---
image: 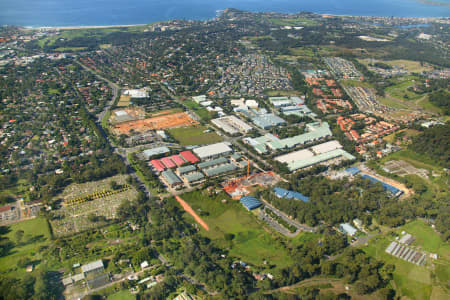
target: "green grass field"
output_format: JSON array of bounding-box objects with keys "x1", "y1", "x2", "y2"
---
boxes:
[
  {"x1": 289, "y1": 47, "x2": 315, "y2": 57},
  {"x1": 183, "y1": 100, "x2": 213, "y2": 121},
  {"x1": 176, "y1": 190, "x2": 293, "y2": 269},
  {"x1": 268, "y1": 17, "x2": 318, "y2": 26},
  {"x1": 37, "y1": 26, "x2": 150, "y2": 49},
  {"x1": 341, "y1": 80, "x2": 373, "y2": 88},
  {"x1": 0, "y1": 218, "x2": 51, "y2": 278},
  {"x1": 401, "y1": 220, "x2": 450, "y2": 257},
  {"x1": 54, "y1": 47, "x2": 88, "y2": 52},
  {"x1": 377, "y1": 96, "x2": 410, "y2": 109},
  {"x1": 385, "y1": 79, "x2": 422, "y2": 101},
  {"x1": 107, "y1": 290, "x2": 136, "y2": 300},
  {"x1": 363, "y1": 220, "x2": 450, "y2": 300},
  {"x1": 379, "y1": 149, "x2": 443, "y2": 173},
  {"x1": 167, "y1": 125, "x2": 223, "y2": 146}
]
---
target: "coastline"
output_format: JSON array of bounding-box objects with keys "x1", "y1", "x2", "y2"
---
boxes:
[
  {"x1": 17, "y1": 14, "x2": 449, "y2": 31},
  {"x1": 25, "y1": 24, "x2": 150, "y2": 31}
]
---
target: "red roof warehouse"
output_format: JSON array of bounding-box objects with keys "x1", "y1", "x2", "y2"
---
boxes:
[{"x1": 179, "y1": 151, "x2": 199, "y2": 163}]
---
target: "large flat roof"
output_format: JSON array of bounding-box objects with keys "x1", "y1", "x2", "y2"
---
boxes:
[
  {"x1": 311, "y1": 140, "x2": 342, "y2": 154},
  {"x1": 142, "y1": 146, "x2": 170, "y2": 159},
  {"x1": 246, "y1": 122, "x2": 332, "y2": 153},
  {"x1": 193, "y1": 142, "x2": 232, "y2": 159},
  {"x1": 252, "y1": 113, "x2": 286, "y2": 129},
  {"x1": 285, "y1": 149, "x2": 355, "y2": 171},
  {"x1": 203, "y1": 163, "x2": 237, "y2": 177},
  {"x1": 211, "y1": 115, "x2": 252, "y2": 134},
  {"x1": 275, "y1": 149, "x2": 314, "y2": 164}
]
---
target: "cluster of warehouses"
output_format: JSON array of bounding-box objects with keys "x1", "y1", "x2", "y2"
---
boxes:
[
  {"x1": 385, "y1": 239, "x2": 426, "y2": 265},
  {"x1": 269, "y1": 96, "x2": 317, "y2": 118},
  {"x1": 150, "y1": 143, "x2": 245, "y2": 188},
  {"x1": 240, "y1": 108, "x2": 287, "y2": 130},
  {"x1": 150, "y1": 150, "x2": 199, "y2": 172},
  {"x1": 244, "y1": 122, "x2": 332, "y2": 154}
]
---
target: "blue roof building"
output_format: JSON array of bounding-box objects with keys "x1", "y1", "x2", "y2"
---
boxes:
[
  {"x1": 361, "y1": 174, "x2": 403, "y2": 197},
  {"x1": 274, "y1": 187, "x2": 309, "y2": 202},
  {"x1": 240, "y1": 196, "x2": 262, "y2": 211},
  {"x1": 345, "y1": 167, "x2": 361, "y2": 176}
]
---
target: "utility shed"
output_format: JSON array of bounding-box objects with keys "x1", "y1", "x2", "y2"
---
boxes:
[
  {"x1": 240, "y1": 196, "x2": 262, "y2": 211},
  {"x1": 81, "y1": 260, "x2": 104, "y2": 276}
]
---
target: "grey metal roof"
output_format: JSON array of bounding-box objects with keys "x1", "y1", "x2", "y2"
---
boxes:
[
  {"x1": 142, "y1": 146, "x2": 170, "y2": 159},
  {"x1": 204, "y1": 163, "x2": 237, "y2": 177},
  {"x1": 198, "y1": 157, "x2": 228, "y2": 169},
  {"x1": 81, "y1": 260, "x2": 104, "y2": 273},
  {"x1": 162, "y1": 170, "x2": 182, "y2": 185},
  {"x1": 177, "y1": 165, "x2": 196, "y2": 175},
  {"x1": 184, "y1": 172, "x2": 205, "y2": 183},
  {"x1": 231, "y1": 153, "x2": 242, "y2": 160}
]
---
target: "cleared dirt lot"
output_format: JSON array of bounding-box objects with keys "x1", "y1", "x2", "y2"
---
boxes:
[{"x1": 112, "y1": 112, "x2": 198, "y2": 135}]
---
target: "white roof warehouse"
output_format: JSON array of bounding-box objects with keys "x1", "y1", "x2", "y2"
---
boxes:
[{"x1": 193, "y1": 142, "x2": 233, "y2": 160}]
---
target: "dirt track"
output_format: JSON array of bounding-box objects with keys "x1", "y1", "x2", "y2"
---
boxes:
[{"x1": 175, "y1": 195, "x2": 209, "y2": 231}]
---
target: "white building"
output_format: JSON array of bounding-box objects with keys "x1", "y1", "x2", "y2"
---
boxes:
[
  {"x1": 193, "y1": 142, "x2": 233, "y2": 160},
  {"x1": 211, "y1": 115, "x2": 253, "y2": 135},
  {"x1": 123, "y1": 89, "x2": 148, "y2": 98}
]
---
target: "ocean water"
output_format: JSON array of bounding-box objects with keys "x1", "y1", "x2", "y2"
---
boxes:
[{"x1": 0, "y1": 0, "x2": 449, "y2": 27}]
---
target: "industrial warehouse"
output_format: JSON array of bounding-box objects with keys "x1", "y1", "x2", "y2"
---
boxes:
[
  {"x1": 211, "y1": 115, "x2": 253, "y2": 135},
  {"x1": 275, "y1": 140, "x2": 355, "y2": 171},
  {"x1": 150, "y1": 143, "x2": 248, "y2": 189},
  {"x1": 244, "y1": 122, "x2": 332, "y2": 154}
]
